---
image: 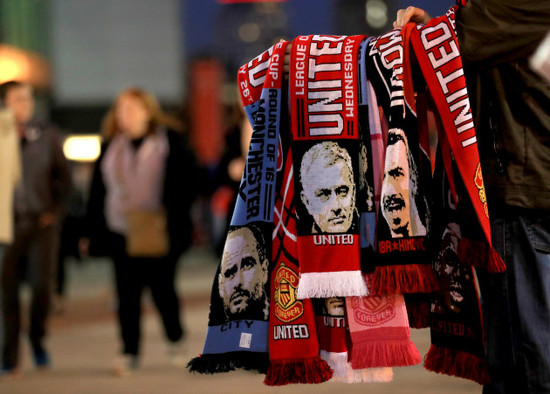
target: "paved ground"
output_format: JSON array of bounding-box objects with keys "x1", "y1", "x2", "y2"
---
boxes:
[{"x1": 1, "y1": 247, "x2": 482, "y2": 393}]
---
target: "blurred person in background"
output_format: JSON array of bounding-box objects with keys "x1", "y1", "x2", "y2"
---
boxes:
[
  {"x1": 53, "y1": 176, "x2": 87, "y2": 315},
  {"x1": 0, "y1": 108, "x2": 21, "y2": 371},
  {"x1": 213, "y1": 104, "x2": 252, "y2": 256},
  {"x1": 83, "y1": 87, "x2": 197, "y2": 376},
  {"x1": 0, "y1": 81, "x2": 71, "y2": 378}
]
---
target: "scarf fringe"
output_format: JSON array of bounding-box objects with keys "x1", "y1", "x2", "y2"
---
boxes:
[
  {"x1": 371, "y1": 264, "x2": 439, "y2": 295},
  {"x1": 350, "y1": 340, "x2": 422, "y2": 369},
  {"x1": 424, "y1": 344, "x2": 491, "y2": 385},
  {"x1": 458, "y1": 237, "x2": 506, "y2": 273},
  {"x1": 187, "y1": 352, "x2": 269, "y2": 375},
  {"x1": 405, "y1": 296, "x2": 431, "y2": 329},
  {"x1": 297, "y1": 271, "x2": 368, "y2": 299},
  {"x1": 320, "y1": 351, "x2": 393, "y2": 383},
  {"x1": 263, "y1": 356, "x2": 333, "y2": 386}
]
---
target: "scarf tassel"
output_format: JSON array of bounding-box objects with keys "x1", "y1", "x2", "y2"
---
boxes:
[
  {"x1": 297, "y1": 271, "x2": 369, "y2": 299},
  {"x1": 458, "y1": 237, "x2": 506, "y2": 273},
  {"x1": 320, "y1": 351, "x2": 394, "y2": 383},
  {"x1": 371, "y1": 264, "x2": 439, "y2": 295},
  {"x1": 350, "y1": 340, "x2": 422, "y2": 369},
  {"x1": 264, "y1": 356, "x2": 333, "y2": 386},
  {"x1": 424, "y1": 344, "x2": 491, "y2": 385},
  {"x1": 187, "y1": 352, "x2": 269, "y2": 375}
]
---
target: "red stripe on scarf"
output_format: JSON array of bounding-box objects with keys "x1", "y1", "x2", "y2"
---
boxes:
[{"x1": 409, "y1": 6, "x2": 505, "y2": 272}]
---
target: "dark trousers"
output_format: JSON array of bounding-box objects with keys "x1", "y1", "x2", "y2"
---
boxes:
[
  {"x1": 480, "y1": 207, "x2": 550, "y2": 394},
  {"x1": 110, "y1": 233, "x2": 184, "y2": 356},
  {"x1": 1, "y1": 215, "x2": 59, "y2": 368}
]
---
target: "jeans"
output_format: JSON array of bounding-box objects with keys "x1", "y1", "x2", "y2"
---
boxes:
[
  {"x1": 479, "y1": 207, "x2": 550, "y2": 394},
  {"x1": 1, "y1": 215, "x2": 59, "y2": 369}
]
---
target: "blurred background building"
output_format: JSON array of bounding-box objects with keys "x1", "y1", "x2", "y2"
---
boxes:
[{"x1": 0, "y1": 0, "x2": 450, "y2": 247}]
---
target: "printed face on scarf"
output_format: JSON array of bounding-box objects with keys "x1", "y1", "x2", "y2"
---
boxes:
[
  {"x1": 219, "y1": 226, "x2": 268, "y2": 319},
  {"x1": 381, "y1": 128, "x2": 412, "y2": 237},
  {"x1": 324, "y1": 297, "x2": 345, "y2": 317},
  {"x1": 300, "y1": 142, "x2": 356, "y2": 233}
]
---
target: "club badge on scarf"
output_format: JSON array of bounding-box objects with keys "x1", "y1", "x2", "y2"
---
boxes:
[
  {"x1": 364, "y1": 27, "x2": 438, "y2": 295},
  {"x1": 289, "y1": 34, "x2": 368, "y2": 299},
  {"x1": 409, "y1": 6, "x2": 505, "y2": 273},
  {"x1": 315, "y1": 297, "x2": 393, "y2": 383},
  {"x1": 188, "y1": 42, "x2": 287, "y2": 375},
  {"x1": 346, "y1": 274, "x2": 422, "y2": 369}
]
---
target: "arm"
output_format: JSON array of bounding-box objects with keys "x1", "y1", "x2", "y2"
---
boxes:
[
  {"x1": 47, "y1": 128, "x2": 72, "y2": 226},
  {"x1": 457, "y1": 0, "x2": 550, "y2": 66},
  {"x1": 394, "y1": 1, "x2": 550, "y2": 66},
  {"x1": 164, "y1": 131, "x2": 199, "y2": 257}
]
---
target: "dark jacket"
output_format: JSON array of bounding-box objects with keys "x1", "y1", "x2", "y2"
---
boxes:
[
  {"x1": 457, "y1": 0, "x2": 550, "y2": 210},
  {"x1": 16, "y1": 121, "x2": 71, "y2": 217},
  {"x1": 86, "y1": 129, "x2": 197, "y2": 259}
]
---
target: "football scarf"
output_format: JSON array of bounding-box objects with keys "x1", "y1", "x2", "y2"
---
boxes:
[
  {"x1": 265, "y1": 115, "x2": 333, "y2": 386},
  {"x1": 357, "y1": 37, "x2": 378, "y2": 274},
  {"x1": 424, "y1": 151, "x2": 490, "y2": 385},
  {"x1": 346, "y1": 274, "x2": 422, "y2": 369},
  {"x1": 187, "y1": 42, "x2": 287, "y2": 374},
  {"x1": 409, "y1": 6, "x2": 505, "y2": 273},
  {"x1": 289, "y1": 35, "x2": 369, "y2": 299},
  {"x1": 364, "y1": 26, "x2": 439, "y2": 295},
  {"x1": 315, "y1": 297, "x2": 393, "y2": 383}
]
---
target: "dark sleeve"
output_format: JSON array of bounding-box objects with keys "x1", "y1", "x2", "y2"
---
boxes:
[
  {"x1": 457, "y1": 0, "x2": 550, "y2": 66},
  {"x1": 83, "y1": 143, "x2": 109, "y2": 254},
  {"x1": 217, "y1": 125, "x2": 244, "y2": 189},
  {"x1": 164, "y1": 131, "x2": 199, "y2": 257},
  {"x1": 50, "y1": 128, "x2": 73, "y2": 217}
]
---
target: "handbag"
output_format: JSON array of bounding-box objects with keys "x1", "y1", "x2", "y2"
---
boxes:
[{"x1": 126, "y1": 209, "x2": 170, "y2": 257}]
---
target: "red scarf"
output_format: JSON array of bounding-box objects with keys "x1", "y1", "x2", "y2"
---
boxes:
[
  {"x1": 315, "y1": 297, "x2": 393, "y2": 383},
  {"x1": 346, "y1": 274, "x2": 422, "y2": 369},
  {"x1": 409, "y1": 6, "x2": 505, "y2": 273},
  {"x1": 289, "y1": 35, "x2": 369, "y2": 299},
  {"x1": 265, "y1": 141, "x2": 333, "y2": 385}
]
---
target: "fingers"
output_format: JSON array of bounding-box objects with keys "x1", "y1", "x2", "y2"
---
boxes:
[{"x1": 393, "y1": 6, "x2": 431, "y2": 28}]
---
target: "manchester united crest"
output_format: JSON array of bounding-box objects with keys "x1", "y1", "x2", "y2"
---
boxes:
[
  {"x1": 474, "y1": 163, "x2": 488, "y2": 218},
  {"x1": 350, "y1": 295, "x2": 395, "y2": 327},
  {"x1": 274, "y1": 263, "x2": 303, "y2": 323}
]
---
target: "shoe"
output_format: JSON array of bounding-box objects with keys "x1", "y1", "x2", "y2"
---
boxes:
[
  {"x1": 1, "y1": 365, "x2": 22, "y2": 380},
  {"x1": 112, "y1": 354, "x2": 139, "y2": 377},
  {"x1": 167, "y1": 341, "x2": 187, "y2": 367},
  {"x1": 32, "y1": 344, "x2": 51, "y2": 369}
]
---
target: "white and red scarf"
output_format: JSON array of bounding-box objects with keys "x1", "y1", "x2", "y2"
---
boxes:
[
  {"x1": 409, "y1": 5, "x2": 505, "y2": 273},
  {"x1": 289, "y1": 34, "x2": 369, "y2": 299}
]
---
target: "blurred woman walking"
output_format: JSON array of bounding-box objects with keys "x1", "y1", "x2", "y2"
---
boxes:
[{"x1": 84, "y1": 87, "x2": 197, "y2": 376}]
